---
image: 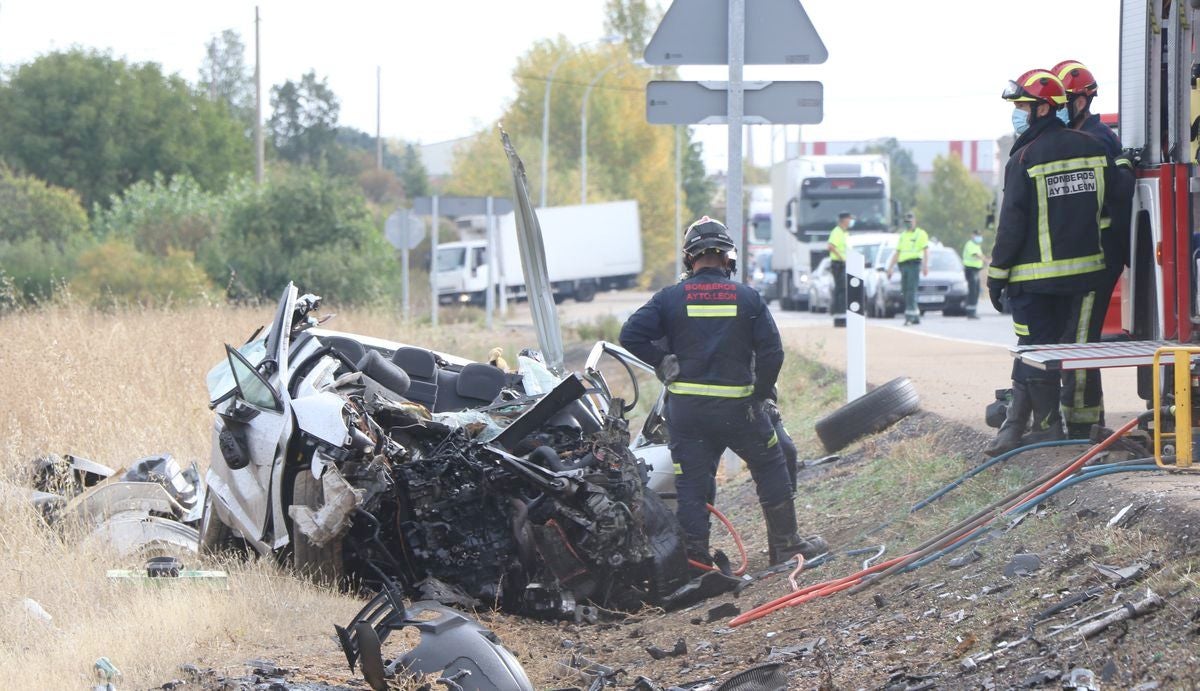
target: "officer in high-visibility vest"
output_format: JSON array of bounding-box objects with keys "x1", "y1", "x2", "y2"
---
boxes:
[
  {"x1": 961, "y1": 231, "x2": 987, "y2": 320},
  {"x1": 984, "y1": 69, "x2": 1131, "y2": 457},
  {"x1": 887, "y1": 212, "x2": 929, "y2": 325},
  {"x1": 827, "y1": 212, "x2": 851, "y2": 327},
  {"x1": 619, "y1": 217, "x2": 827, "y2": 567},
  {"x1": 1051, "y1": 60, "x2": 1136, "y2": 438}
]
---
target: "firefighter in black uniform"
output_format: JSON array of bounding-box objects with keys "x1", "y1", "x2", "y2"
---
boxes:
[
  {"x1": 1051, "y1": 60, "x2": 1135, "y2": 438},
  {"x1": 620, "y1": 217, "x2": 827, "y2": 565},
  {"x1": 985, "y1": 69, "x2": 1133, "y2": 457}
]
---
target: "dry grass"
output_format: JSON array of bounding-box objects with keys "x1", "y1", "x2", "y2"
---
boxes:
[{"x1": 0, "y1": 302, "x2": 541, "y2": 688}]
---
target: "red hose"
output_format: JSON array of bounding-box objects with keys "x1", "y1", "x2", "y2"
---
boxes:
[
  {"x1": 787, "y1": 554, "x2": 805, "y2": 590},
  {"x1": 727, "y1": 417, "x2": 1139, "y2": 628},
  {"x1": 686, "y1": 504, "x2": 749, "y2": 577}
]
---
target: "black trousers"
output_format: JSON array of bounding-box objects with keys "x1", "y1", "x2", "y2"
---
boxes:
[
  {"x1": 1060, "y1": 270, "x2": 1119, "y2": 428},
  {"x1": 830, "y1": 260, "x2": 846, "y2": 315},
  {"x1": 964, "y1": 267, "x2": 980, "y2": 315},
  {"x1": 1008, "y1": 291, "x2": 1095, "y2": 390}
]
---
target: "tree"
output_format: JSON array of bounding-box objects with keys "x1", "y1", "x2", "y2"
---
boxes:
[
  {"x1": 0, "y1": 166, "x2": 90, "y2": 302},
  {"x1": 682, "y1": 130, "x2": 714, "y2": 221},
  {"x1": 199, "y1": 29, "x2": 255, "y2": 129},
  {"x1": 605, "y1": 0, "x2": 661, "y2": 54},
  {"x1": 0, "y1": 49, "x2": 252, "y2": 209},
  {"x1": 400, "y1": 143, "x2": 430, "y2": 199},
  {"x1": 268, "y1": 71, "x2": 340, "y2": 166},
  {"x1": 848, "y1": 137, "x2": 918, "y2": 215},
  {"x1": 914, "y1": 154, "x2": 992, "y2": 251},
  {"x1": 445, "y1": 39, "x2": 711, "y2": 287}
]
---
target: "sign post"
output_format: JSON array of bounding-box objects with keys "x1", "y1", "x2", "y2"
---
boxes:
[
  {"x1": 846, "y1": 248, "x2": 867, "y2": 401},
  {"x1": 644, "y1": 0, "x2": 827, "y2": 282},
  {"x1": 430, "y1": 195, "x2": 439, "y2": 327}
]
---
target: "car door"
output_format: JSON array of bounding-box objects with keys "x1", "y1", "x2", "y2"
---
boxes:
[{"x1": 207, "y1": 284, "x2": 297, "y2": 548}]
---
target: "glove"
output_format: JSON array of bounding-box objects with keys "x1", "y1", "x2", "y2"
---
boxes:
[
  {"x1": 761, "y1": 397, "x2": 781, "y2": 422},
  {"x1": 987, "y1": 277, "x2": 1006, "y2": 313},
  {"x1": 655, "y1": 354, "x2": 680, "y2": 384}
]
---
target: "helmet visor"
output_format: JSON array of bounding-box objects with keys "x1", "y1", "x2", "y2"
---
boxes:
[{"x1": 1001, "y1": 80, "x2": 1024, "y2": 101}]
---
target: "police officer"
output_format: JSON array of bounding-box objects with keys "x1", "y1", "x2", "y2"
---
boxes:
[
  {"x1": 984, "y1": 69, "x2": 1131, "y2": 456},
  {"x1": 962, "y1": 230, "x2": 986, "y2": 320},
  {"x1": 827, "y1": 212, "x2": 851, "y2": 327},
  {"x1": 620, "y1": 217, "x2": 827, "y2": 566},
  {"x1": 887, "y1": 212, "x2": 930, "y2": 325},
  {"x1": 1051, "y1": 60, "x2": 1135, "y2": 438}
]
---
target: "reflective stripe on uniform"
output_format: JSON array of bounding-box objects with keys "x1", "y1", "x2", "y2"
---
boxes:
[
  {"x1": 1071, "y1": 292, "x2": 1096, "y2": 416},
  {"x1": 1027, "y1": 156, "x2": 1108, "y2": 265},
  {"x1": 1063, "y1": 404, "x2": 1103, "y2": 424},
  {"x1": 767, "y1": 431, "x2": 779, "y2": 448},
  {"x1": 673, "y1": 462, "x2": 682, "y2": 474},
  {"x1": 687, "y1": 304, "x2": 737, "y2": 317},
  {"x1": 667, "y1": 381, "x2": 755, "y2": 398},
  {"x1": 988, "y1": 266, "x2": 1010, "y2": 280},
  {"x1": 1014, "y1": 322, "x2": 1030, "y2": 336},
  {"x1": 1025, "y1": 156, "x2": 1108, "y2": 177},
  {"x1": 1008, "y1": 253, "x2": 1106, "y2": 282}
]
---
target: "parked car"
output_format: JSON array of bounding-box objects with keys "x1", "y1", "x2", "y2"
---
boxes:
[
  {"x1": 874, "y1": 245, "x2": 970, "y2": 317},
  {"x1": 807, "y1": 232, "x2": 895, "y2": 314},
  {"x1": 748, "y1": 249, "x2": 779, "y2": 304}
]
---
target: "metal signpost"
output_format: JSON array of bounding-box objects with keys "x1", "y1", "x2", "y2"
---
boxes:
[
  {"x1": 644, "y1": 0, "x2": 827, "y2": 282},
  {"x1": 384, "y1": 209, "x2": 425, "y2": 322},
  {"x1": 412, "y1": 195, "x2": 515, "y2": 327},
  {"x1": 846, "y1": 249, "x2": 867, "y2": 401}
]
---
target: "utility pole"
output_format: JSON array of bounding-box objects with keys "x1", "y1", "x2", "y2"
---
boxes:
[
  {"x1": 254, "y1": 6, "x2": 264, "y2": 184},
  {"x1": 675, "y1": 125, "x2": 683, "y2": 279},
  {"x1": 376, "y1": 66, "x2": 383, "y2": 170}
]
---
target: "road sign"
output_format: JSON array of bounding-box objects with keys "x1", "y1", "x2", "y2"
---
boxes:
[
  {"x1": 412, "y1": 195, "x2": 513, "y2": 217},
  {"x1": 644, "y1": 0, "x2": 828, "y2": 66},
  {"x1": 384, "y1": 210, "x2": 425, "y2": 250},
  {"x1": 646, "y1": 80, "x2": 823, "y2": 125}
]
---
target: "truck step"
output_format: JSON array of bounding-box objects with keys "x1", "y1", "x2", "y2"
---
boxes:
[{"x1": 1012, "y1": 340, "x2": 1177, "y2": 371}]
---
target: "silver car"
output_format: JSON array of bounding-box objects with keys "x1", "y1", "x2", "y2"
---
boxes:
[{"x1": 874, "y1": 245, "x2": 971, "y2": 317}]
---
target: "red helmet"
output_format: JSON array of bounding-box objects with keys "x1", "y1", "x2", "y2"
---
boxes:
[
  {"x1": 1052, "y1": 60, "x2": 1098, "y2": 97},
  {"x1": 1002, "y1": 69, "x2": 1067, "y2": 107}
]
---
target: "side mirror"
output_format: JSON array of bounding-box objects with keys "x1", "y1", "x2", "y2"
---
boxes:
[{"x1": 785, "y1": 198, "x2": 796, "y2": 231}]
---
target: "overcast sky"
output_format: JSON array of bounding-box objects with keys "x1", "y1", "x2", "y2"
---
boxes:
[{"x1": 0, "y1": 0, "x2": 1121, "y2": 171}]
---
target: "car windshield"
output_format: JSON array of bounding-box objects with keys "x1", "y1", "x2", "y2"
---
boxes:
[
  {"x1": 436, "y1": 247, "x2": 466, "y2": 272},
  {"x1": 206, "y1": 336, "x2": 267, "y2": 404},
  {"x1": 929, "y1": 250, "x2": 961, "y2": 272},
  {"x1": 797, "y1": 197, "x2": 888, "y2": 231},
  {"x1": 854, "y1": 243, "x2": 882, "y2": 268}
]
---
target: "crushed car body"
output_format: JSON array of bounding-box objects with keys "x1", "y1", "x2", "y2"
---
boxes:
[{"x1": 201, "y1": 283, "x2": 714, "y2": 619}]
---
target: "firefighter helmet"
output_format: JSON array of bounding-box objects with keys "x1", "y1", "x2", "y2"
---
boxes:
[
  {"x1": 1052, "y1": 60, "x2": 1098, "y2": 97},
  {"x1": 683, "y1": 216, "x2": 735, "y2": 256},
  {"x1": 1001, "y1": 69, "x2": 1067, "y2": 107}
]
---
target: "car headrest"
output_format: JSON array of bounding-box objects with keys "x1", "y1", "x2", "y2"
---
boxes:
[
  {"x1": 357, "y1": 349, "x2": 411, "y2": 397},
  {"x1": 392, "y1": 346, "x2": 437, "y2": 379},
  {"x1": 320, "y1": 335, "x2": 367, "y2": 366},
  {"x1": 456, "y1": 362, "x2": 506, "y2": 403}
]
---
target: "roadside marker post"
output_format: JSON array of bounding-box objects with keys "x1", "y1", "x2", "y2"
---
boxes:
[{"x1": 846, "y1": 248, "x2": 867, "y2": 401}]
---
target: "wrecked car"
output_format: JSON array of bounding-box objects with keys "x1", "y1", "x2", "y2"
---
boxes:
[{"x1": 201, "y1": 283, "x2": 706, "y2": 619}]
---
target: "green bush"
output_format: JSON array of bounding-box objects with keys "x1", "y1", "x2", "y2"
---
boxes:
[
  {"x1": 92, "y1": 173, "x2": 251, "y2": 256},
  {"x1": 72, "y1": 240, "x2": 215, "y2": 307},
  {"x1": 0, "y1": 167, "x2": 90, "y2": 302},
  {"x1": 214, "y1": 170, "x2": 398, "y2": 304}
]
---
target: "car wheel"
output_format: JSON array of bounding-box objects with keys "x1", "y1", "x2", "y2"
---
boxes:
[
  {"x1": 198, "y1": 493, "x2": 244, "y2": 557},
  {"x1": 814, "y1": 377, "x2": 921, "y2": 452},
  {"x1": 291, "y1": 470, "x2": 345, "y2": 585}
]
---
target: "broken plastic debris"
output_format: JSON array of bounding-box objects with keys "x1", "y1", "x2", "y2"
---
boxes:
[
  {"x1": 646, "y1": 638, "x2": 687, "y2": 660},
  {"x1": 1003, "y1": 553, "x2": 1042, "y2": 578}
]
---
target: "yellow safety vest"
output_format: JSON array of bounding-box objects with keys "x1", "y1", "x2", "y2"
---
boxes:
[
  {"x1": 962, "y1": 239, "x2": 984, "y2": 269},
  {"x1": 896, "y1": 227, "x2": 929, "y2": 263},
  {"x1": 827, "y1": 225, "x2": 848, "y2": 262}
]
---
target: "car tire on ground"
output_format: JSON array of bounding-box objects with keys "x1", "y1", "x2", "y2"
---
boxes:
[
  {"x1": 291, "y1": 469, "x2": 345, "y2": 584},
  {"x1": 198, "y1": 493, "x2": 234, "y2": 555},
  {"x1": 814, "y1": 377, "x2": 920, "y2": 452}
]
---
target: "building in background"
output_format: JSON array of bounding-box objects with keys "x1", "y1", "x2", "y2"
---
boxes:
[{"x1": 795, "y1": 139, "x2": 998, "y2": 188}]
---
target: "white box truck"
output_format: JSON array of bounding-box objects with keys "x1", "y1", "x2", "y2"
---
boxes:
[
  {"x1": 769, "y1": 155, "x2": 894, "y2": 310},
  {"x1": 436, "y1": 200, "x2": 643, "y2": 304}
]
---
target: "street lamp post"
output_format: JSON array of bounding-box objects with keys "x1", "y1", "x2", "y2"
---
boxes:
[
  {"x1": 540, "y1": 35, "x2": 620, "y2": 208},
  {"x1": 580, "y1": 61, "x2": 622, "y2": 205}
]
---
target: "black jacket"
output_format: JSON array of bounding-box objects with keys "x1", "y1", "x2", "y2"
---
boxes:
[
  {"x1": 1079, "y1": 113, "x2": 1134, "y2": 271},
  {"x1": 619, "y1": 267, "x2": 783, "y2": 400},
  {"x1": 990, "y1": 116, "x2": 1129, "y2": 295}
]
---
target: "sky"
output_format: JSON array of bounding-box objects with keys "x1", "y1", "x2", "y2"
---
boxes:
[{"x1": 0, "y1": 0, "x2": 1122, "y2": 172}]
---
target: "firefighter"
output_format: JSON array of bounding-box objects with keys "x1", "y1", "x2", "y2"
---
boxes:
[
  {"x1": 619, "y1": 217, "x2": 827, "y2": 566},
  {"x1": 827, "y1": 212, "x2": 851, "y2": 326},
  {"x1": 887, "y1": 212, "x2": 930, "y2": 325},
  {"x1": 1051, "y1": 60, "x2": 1136, "y2": 438},
  {"x1": 984, "y1": 69, "x2": 1129, "y2": 457}
]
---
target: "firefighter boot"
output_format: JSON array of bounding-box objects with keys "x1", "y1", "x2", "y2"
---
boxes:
[
  {"x1": 1021, "y1": 379, "x2": 1065, "y2": 444},
  {"x1": 685, "y1": 535, "x2": 713, "y2": 569},
  {"x1": 762, "y1": 499, "x2": 828, "y2": 565},
  {"x1": 983, "y1": 381, "x2": 1032, "y2": 457}
]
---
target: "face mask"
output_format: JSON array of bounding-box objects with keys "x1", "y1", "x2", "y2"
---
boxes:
[
  {"x1": 1012, "y1": 107, "x2": 1030, "y2": 135},
  {"x1": 1056, "y1": 108, "x2": 1070, "y2": 126},
  {"x1": 848, "y1": 219, "x2": 856, "y2": 229},
  {"x1": 973, "y1": 234, "x2": 983, "y2": 244}
]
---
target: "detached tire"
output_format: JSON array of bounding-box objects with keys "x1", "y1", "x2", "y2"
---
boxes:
[
  {"x1": 814, "y1": 377, "x2": 920, "y2": 452},
  {"x1": 291, "y1": 470, "x2": 345, "y2": 585}
]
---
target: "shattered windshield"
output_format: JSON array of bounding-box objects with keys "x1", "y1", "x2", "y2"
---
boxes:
[{"x1": 206, "y1": 337, "x2": 267, "y2": 404}]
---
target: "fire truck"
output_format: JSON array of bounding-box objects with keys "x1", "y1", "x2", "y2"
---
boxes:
[{"x1": 1015, "y1": 0, "x2": 1200, "y2": 469}]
